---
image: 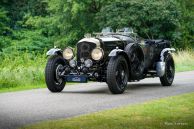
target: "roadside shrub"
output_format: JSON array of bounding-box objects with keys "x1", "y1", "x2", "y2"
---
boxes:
[
  {"x1": 173, "y1": 50, "x2": 194, "y2": 72},
  {"x1": 0, "y1": 51, "x2": 46, "y2": 89}
]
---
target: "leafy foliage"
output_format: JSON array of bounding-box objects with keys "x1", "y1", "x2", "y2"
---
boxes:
[
  {"x1": 175, "y1": 0, "x2": 194, "y2": 48},
  {"x1": 0, "y1": 7, "x2": 12, "y2": 52},
  {"x1": 0, "y1": 0, "x2": 193, "y2": 51},
  {"x1": 96, "y1": 0, "x2": 181, "y2": 41}
]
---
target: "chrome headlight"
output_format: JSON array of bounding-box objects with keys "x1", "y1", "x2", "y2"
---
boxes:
[
  {"x1": 63, "y1": 47, "x2": 74, "y2": 60},
  {"x1": 91, "y1": 48, "x2": 104, "y2": 61}
]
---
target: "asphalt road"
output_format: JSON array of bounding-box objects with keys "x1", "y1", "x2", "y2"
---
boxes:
[{"x1": 0, "y1": 71, "x2": 194, "y2": 129}]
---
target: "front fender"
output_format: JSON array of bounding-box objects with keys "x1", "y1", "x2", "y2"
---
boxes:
[
  {"x1": 109, "y1": 49, "x2": 130, "y2": 64},
  {"x1": 108, "y1": 49, "x2": 124, "y2": 57},
  {"x1": 46, "y1": 48, "x2": 62, "y2": 56},
  {"x1": 108, "y1": 49, "x2": 130, "y2": 74}
]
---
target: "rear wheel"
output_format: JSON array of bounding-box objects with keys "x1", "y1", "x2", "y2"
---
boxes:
[
  {"x1": 107, "y1": 55, "x2": 129, "y2": 94},
  {"x1": 160, "y1": 53, "x2": 175, "y2": 86},
  {"x1": 45, "y1": 55, "x2": 66, "y2": 92}
]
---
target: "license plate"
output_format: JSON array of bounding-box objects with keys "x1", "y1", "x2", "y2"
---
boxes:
[{"x1": 66, "y1": 75, "x2": 87, "y2": 83}]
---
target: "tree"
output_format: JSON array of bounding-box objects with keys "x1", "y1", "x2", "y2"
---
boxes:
[
  {"x1": 175, "y1": 0, "x2": 194, "y2": 48},
  {"x1": 0, "y1": 0, "x2": 193, "y2": 52},
  {"x1": 96, "y1": 0, "x2": 181, "y2": 41},
  {"x1": 0, "y1": 7, "x2": 12, "y2": 52}
]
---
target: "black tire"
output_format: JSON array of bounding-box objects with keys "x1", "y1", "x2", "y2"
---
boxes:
[
  {"x1": 124, "y1": 44, "x2": 144, "y2": 80},
  {"x1": 160, "y1": 53, "x2": 175, "y2": 86},
  {"x1": 45, "y1": 55, "x2": 66, "y2": 92},
  {"x1": 107, "y1": 55, "x2": 129, "y2": 94}
]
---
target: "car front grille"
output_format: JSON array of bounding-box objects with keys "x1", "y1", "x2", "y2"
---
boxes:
[{"x1": 77, "y1": 42, "x2": 97, "y2": 60}]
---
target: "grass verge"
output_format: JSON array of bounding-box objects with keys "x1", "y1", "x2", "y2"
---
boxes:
[
  {"x1": 0, "y1": 84, "x2": 46, "y2": 93},
  {"x1": 173, "y1": 50, "x2": 194, "y2": 72},
  {"x1": 0, "y1": 52, "x2": 46, "y2": 90},
  {"x1": 0, "y1": 83, "x2": 77, "y2": 93},
  {"x1": 22, "y1": 92, "x2": 194, "y2": 129}
]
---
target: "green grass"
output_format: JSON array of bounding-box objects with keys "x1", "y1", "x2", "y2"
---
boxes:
[
  {"x1": 0, "y1": 51, "x2": 46, "y2": 91},
  {"x1": 173, "y1": 50, "x2": 194, "y2": 72},
  {"x1": 0, "y1": 83, "x2": 46, "y2": 93},
  {"x1": 0, "y1": 82, "x2": 81, "y2": 93},
  {"x1": 21, "y1": 92, "x2": 194, "y2": 129}
]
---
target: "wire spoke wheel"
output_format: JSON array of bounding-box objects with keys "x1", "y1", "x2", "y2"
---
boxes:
[
  {"x1": 115, "y1": 63, "x2": 128, "y2": 89},
  {"x1": 55, "y1": 64, "x2": 64, "y2": 85}
]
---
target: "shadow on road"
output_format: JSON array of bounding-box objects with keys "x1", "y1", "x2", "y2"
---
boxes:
[
  {"x1": 61, "y1": 83, "x2": 163, "y2": 94},
  {"x1": 128, "y1": 83, "x2": 162, "y2": 89},
  {"x1": 62, "y1": 87, "x2": 109, "y2": 94}
]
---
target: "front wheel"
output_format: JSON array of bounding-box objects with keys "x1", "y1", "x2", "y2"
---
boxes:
[
  {"x1": 107, "y1": 55, "x2": 129, "y2": 94},
  {"x1": 160, "y1": 53, "x2": 175, "y2": 86},
  {"x1": 45, "y1": 55, "x2": 66, "y2": 92}
]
